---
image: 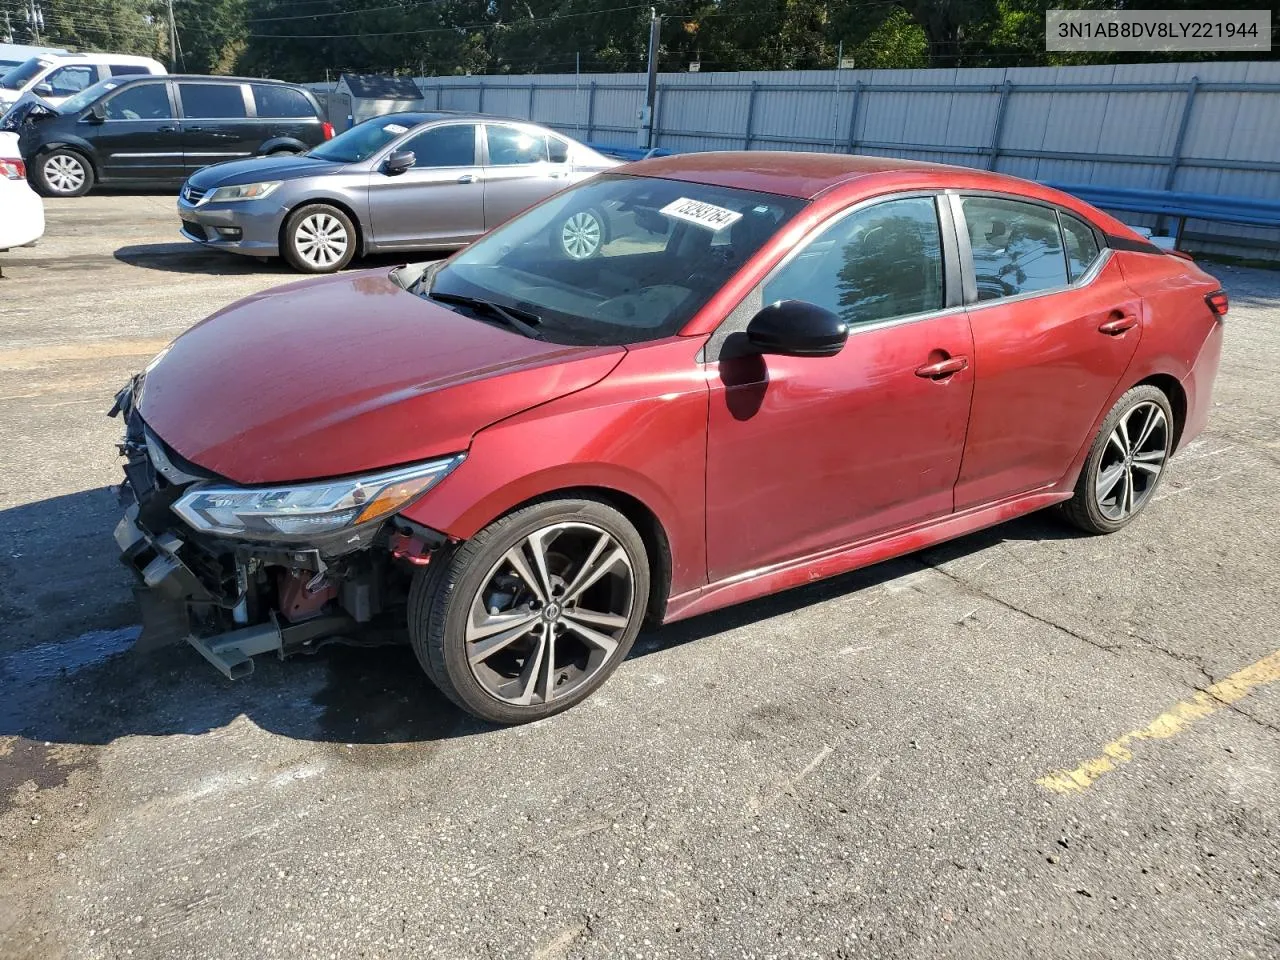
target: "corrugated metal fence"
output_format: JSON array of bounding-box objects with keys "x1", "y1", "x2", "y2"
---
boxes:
[{"x1": 314, "y1": 61, "x2": 1280, "y2": 257}]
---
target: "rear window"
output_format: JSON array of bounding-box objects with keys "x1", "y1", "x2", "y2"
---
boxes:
[
  {"x1": 178, "y1": 82, "x2": 246, "y2": 119},
  {"x1": 252, "y1": 84, "x2": 316, "y2": 119},
  {"x1": 108, "y1": 64, "x2": 151, "y2": 77}
]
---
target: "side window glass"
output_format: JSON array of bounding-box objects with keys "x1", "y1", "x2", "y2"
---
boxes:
[
  {"x1": 1060, "y1": 212, "x2": 1102, "y2": 282},
  {"x1": 104, "y1": 83, "x2": 172, "y2": 121},
  {"x1": 108, "y1": 64, "x2": 151, "y2": 77},
  {"x1": 399, "y1": 125, "x2": 476, "y2": 168},
  {"x1": 485, "y1": 125, "x2": 548, "y2": 165},
  {"x1": 252, "y1": 84, "x2": 316, "y2": 119},
  {"x1": 46, "y1": 65, "x2": 96, "y2": 97},
  {"x1": 961, "y1": 196, "x2": 1068, "y2": 301},
  {"x1": 178, "y1": 83, "x2": 247, "y2": 119},
  {"x1": 764, "y1": 196, "x2": 945, "y2": 327}
]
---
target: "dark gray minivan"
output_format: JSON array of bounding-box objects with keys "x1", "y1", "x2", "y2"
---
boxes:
[{"x1": 8, "y1": 74, "x2": 332, "y2": 197}]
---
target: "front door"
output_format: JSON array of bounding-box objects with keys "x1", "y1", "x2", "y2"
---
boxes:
[
  {"x1": 175, "y1": 81, "x2": 259, "y2": 173},
  {"x1": 950, "y1": 196, "x2": 1142, "y2": 509},
  {"x1": 90, "y1": 80, "x2": 183, "y2": 182},
  {"x1": 704, "y1": 195, "x2": 975, "y2": 582},
  {"x1": 366, "y1": 122, "x2": 484, "y2": 248},
  {"x1": 481, "y1": 123, "x2": 571, "y2": 229}
]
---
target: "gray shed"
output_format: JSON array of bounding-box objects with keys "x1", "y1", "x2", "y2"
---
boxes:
[{"x1": 332, "y1": 74, "x2": 426, "y2": 130}]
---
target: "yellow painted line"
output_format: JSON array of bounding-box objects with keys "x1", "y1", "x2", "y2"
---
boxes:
[{"x1": 1038, "y1": 648, "x2": 1280, "y2": 794}]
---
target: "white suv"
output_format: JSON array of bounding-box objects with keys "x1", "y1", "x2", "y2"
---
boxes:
[{"x1": 0, "y1": 53, "x2": 165, "y2": 114}]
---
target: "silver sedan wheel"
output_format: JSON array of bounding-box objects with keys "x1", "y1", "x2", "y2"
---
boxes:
[
  {"x1": 464, "y1": 521, "x2": 634, "y2": 706},
  {"x1": 1095, "y1": 400, "x2": 1169, "y2": 521},
  {"x1": 560, "y1": 211, "x2": 603, "y2": 260},
  {"x1": 293, "y1": 212, "x2": 349, "y2": 269},
  {"x1": 45, "y1": 154, "x2": 86, "y2": 193}
]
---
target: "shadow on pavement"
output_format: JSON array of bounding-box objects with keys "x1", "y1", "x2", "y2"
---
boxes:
[
  {"x1": 114, "y1": 242, "x2": 422, "y2": 276},
  {"x1": 0, "y1": 487, "x2": 1084, "y2": 754}
]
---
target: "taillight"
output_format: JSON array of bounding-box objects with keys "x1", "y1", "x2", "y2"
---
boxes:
[
  {"x1": 1205, "y1": 290, "x2": 1228, "y2": 319},
  {"x1": 322, "y1": 121, "x2": 334, "y2": 140},
  {"x1": 0, "y1": 157, "x2": 25, "y2": 180}
]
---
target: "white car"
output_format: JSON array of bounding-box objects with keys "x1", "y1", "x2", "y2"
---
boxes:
[
  {"x1": 0, "y1": 131, "x2": 44, "y2": 252},
  {"x1": 0, "y1": 52, "x2": 165, "y2": 115}
]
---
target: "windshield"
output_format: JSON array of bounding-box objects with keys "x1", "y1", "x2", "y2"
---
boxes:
[
  {"x1": 57, "y1": 78, "x2": 121, "y2": 114},
  {"x1": 308, "y1": 116, "x2": 416, "y2": 163},
  {"x1": 0, "y1": 57, "x2": 48, "y2": 91},
  {"x1": 427, "y1": 174, "x2": 806, "y2": 346}
]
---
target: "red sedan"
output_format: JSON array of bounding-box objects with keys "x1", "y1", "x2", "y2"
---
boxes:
[{"x1": 112, "y1": 152, "x2": 1226, "y2": 723}]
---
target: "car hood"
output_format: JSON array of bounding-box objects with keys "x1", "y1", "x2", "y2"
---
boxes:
[
  {"x1": 0, "y1": 95, "x2": 57, "y2": 132},
  {"x1": 138, "y1": 270, "x2": 625, "y2": 484},
  {"x1": 186, "y1": 153, "x2": 344, "y2": 189}
]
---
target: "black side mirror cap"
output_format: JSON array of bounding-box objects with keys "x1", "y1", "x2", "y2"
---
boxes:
[
  {"x1": 86, "y1": 104, "x2": 106, "y2": 123},
  {"x1": 746, "y1": 300, "x2": 848, "y2": 358},
  {"x1": 385, "y1": 150, "x2": 415, "y2": 175}
]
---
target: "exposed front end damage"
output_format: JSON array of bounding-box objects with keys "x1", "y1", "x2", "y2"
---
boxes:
[{"x1": 109, "y1": 374, "x2": 450, "y2": 679}]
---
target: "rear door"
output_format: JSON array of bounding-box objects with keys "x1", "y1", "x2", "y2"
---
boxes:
[
  {"x1": 366, "y1": 122, "x2": 484, "y2": 248},
  {"x1": 481, "y1": 123, "x2": 571, "y2": 228},
  {"x1": 175, "y1": 81, "x2": 259, "y2": 172},
  {"x1": 951, "y1": 194, "x2": 1141, "y2": 509},
  {"x1": 89, "y1": 80, "x2": 183, "y2": 182}
]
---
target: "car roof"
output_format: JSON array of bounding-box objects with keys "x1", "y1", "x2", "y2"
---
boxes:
[
  {"x1": 45, "y1": 52, "x2": 161, "y2": 64},
  {"x1": 619, "y1": 151, "x2": 1047, "y2": 201}
]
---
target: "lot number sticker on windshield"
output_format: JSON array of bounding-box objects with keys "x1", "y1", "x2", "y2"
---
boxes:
[
  {"x1": 660, "y1": 198, "x2": 743, "y2": 232},
  {"x1": 383, "y1": 123, "x2": 409, "y2": 134}
]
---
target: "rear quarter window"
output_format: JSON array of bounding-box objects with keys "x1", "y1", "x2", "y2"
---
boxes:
[
  {"x1": 1060, "y1": 212, "x2": 1103, "y2": 281},
  {"x1": 252, "y1": 84, "x2": 317, "y2": 119}
]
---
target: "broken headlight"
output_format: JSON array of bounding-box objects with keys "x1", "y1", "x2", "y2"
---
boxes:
[{"x1": 171, "y1": 455, "x2": 463, "y2": 540}]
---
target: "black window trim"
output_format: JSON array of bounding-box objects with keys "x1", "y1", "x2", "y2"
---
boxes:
[
  {"x1": 707, "y1": 189, "x2": 964, "y2": 361},
  {"x1": 948, "y1": 189, "x2": 1114, "y2": 311},
  {"x1": 371, "y1": 119, "x2": 481, "y2": 169}
]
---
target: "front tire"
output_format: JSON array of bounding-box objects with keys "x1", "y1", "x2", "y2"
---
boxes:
[
  {"x1": 282, "y1": 203, "x2": 356, "y2": 273},
  {"x1": 1061, "y1": 385, "x2": 1174, "y2": 534},
  {"x1": 408, "y1": 498, "x2": 650, "y2": 724},
  {"x1": 34, "y1": 148, "x2": 93, "y2": 197}
]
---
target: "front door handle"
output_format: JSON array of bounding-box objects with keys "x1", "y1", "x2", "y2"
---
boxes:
[
  {"x1": 1099, "y1": 312, "x2": 1139, "y2": 335},
  {"x1": 915, "y1": 356, "x2": 969, "y2": 379},
  {"x1": 156, "y1": 124, "x2": 177, "y2": 133},
  {"x1": 186, "y1": 125, "x2": 203, "y2": 132},
  {"x1": 457, "y1": 174, "x2": 477, "y2": 184}
]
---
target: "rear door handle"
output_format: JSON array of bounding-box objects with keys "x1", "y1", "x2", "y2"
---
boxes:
[
  {"x1": 457, "y1": 174, "x2": 477, "y2": 184},
  {"x1": 915, "y1": 356, "x2": 969, "y2": 379},
  {"x1": 186, "y1": 125, "x2": 203, "y2": 132},
  {"x1": 1099, "y1": 312, "x2": 1139, "y2": 335},
  {"x1": 156, "y1": 124, "x2": 177, "y2": 133}
]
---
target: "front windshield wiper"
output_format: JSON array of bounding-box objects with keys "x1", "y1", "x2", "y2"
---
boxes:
[{"x1": 429, "y1": 291, "x2": 546, "y2": 341}]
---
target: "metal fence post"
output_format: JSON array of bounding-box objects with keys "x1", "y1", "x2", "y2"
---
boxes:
[
  {"x1": 845, "y1": 81, "x2": 862, "y2": 154},
  {"x1": 528, "y1": 84, "x2": 536, "y2": 119},
  {"x1": 743, "y1": 81, "x2": 759, "y2": 150},
  {"x1": 477, "y1": 80, "x2": 485, "y2": 114},
  {"x1": 1164, "y1": 76, "x2": 1200, "y2": 191},
  {"x1": 986, "y1": 80, "x2": 1012, "y2": 170},
  {"x1": 586, "y1": 81, "x2": 597, "y2": 141},
  {"x1": 653, "y1": 84, "x2": 665, "y2": 147}
]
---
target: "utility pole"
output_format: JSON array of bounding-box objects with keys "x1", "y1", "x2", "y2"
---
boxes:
[
  {"x1": 167, "y1": 0, "x2": 177, "y2": 72},
  {"x1": 29, "y1": 0, "x2": 39, "y2": 44},
  {"x1": 641, "y1": 7, "x2": 660, "y2": 149}
]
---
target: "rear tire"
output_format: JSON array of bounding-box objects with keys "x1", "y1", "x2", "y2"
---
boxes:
[
  {"x1": 1061, "y1": 384, "x2": 1174, "y2": 534},
  {"x1": 33, "y1": 148, "x2": 93, "y2": 198},
  {"x1": 282, "y1": 203, "x2": 356, "y2": 273},
  {"x1": 408, "y1": 498, "x2": 650, "y2": 724}
]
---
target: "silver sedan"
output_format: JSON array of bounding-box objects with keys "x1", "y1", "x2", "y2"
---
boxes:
[{"x1": 176, "y1": 112, "x2": 620, "y2": 272}]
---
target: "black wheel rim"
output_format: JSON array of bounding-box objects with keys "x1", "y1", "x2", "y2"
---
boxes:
[{"x1": 1095, "y1": 400, "x2": 1169, "y2": 521}]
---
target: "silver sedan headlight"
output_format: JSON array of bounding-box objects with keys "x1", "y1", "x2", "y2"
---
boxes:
[
  {"x1": 171, "y1": 456, "x2": 463, "y2": 539},
  {"x1": 204, "y1": 181, "x2": 283, "y2": 204}
]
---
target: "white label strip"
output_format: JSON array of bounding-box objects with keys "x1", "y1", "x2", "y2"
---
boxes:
[{"x1": 660, "y1": 197, "x2": 743, "y2": 232}]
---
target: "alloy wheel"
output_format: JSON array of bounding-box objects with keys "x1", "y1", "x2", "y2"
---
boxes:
[
  {"x1": 294, "y1": 213, "x2": 349, "y2": 269},
  {"x1": 464, "y1": 521, "x2": 634, "y2": 706},
  {"x1": 560, "y1": 211, "x2": 602, "y2": 260},
  {"x1": 1095, "y1": 400, "x2": 1169, "y2": 522},
  {"x1": 45, "y1": 154, "x2": 86, "y2": 193}
]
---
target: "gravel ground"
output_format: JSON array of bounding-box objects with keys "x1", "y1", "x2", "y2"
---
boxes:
[{"x1": 0, "y1": 195, "x2": 1277, "y2": 960}]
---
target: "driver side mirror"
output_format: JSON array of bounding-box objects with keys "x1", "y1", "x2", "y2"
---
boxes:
[
  {"x1": 86, "y1": 103, "x2": 106, "y2": 123},
  {"x1": 384, "y1": 150, "x2": 415, "y2": 176},
  {"x1": 746, "y1": 300, "x2": 848, "y2": 358},
  {"x1": 33, "y1": 82, "x2": 54, "y2": 98}
]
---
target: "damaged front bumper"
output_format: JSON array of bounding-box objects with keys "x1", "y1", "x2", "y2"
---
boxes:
[{"x1": 109, "y1": 376, "x2": 447, "y2": 679}]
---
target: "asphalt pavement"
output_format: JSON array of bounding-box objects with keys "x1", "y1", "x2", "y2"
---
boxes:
[{"x1": 0, "y1": 195, "x2": 1277, "y2": 960}]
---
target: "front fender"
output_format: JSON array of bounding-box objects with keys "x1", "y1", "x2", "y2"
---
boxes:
[
  {"x1": 33, "y1": 136, "x2": 99, "y2": 172},
  {"x1": 399, "y1": 337, "x2": 711, "y2": 601}
]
